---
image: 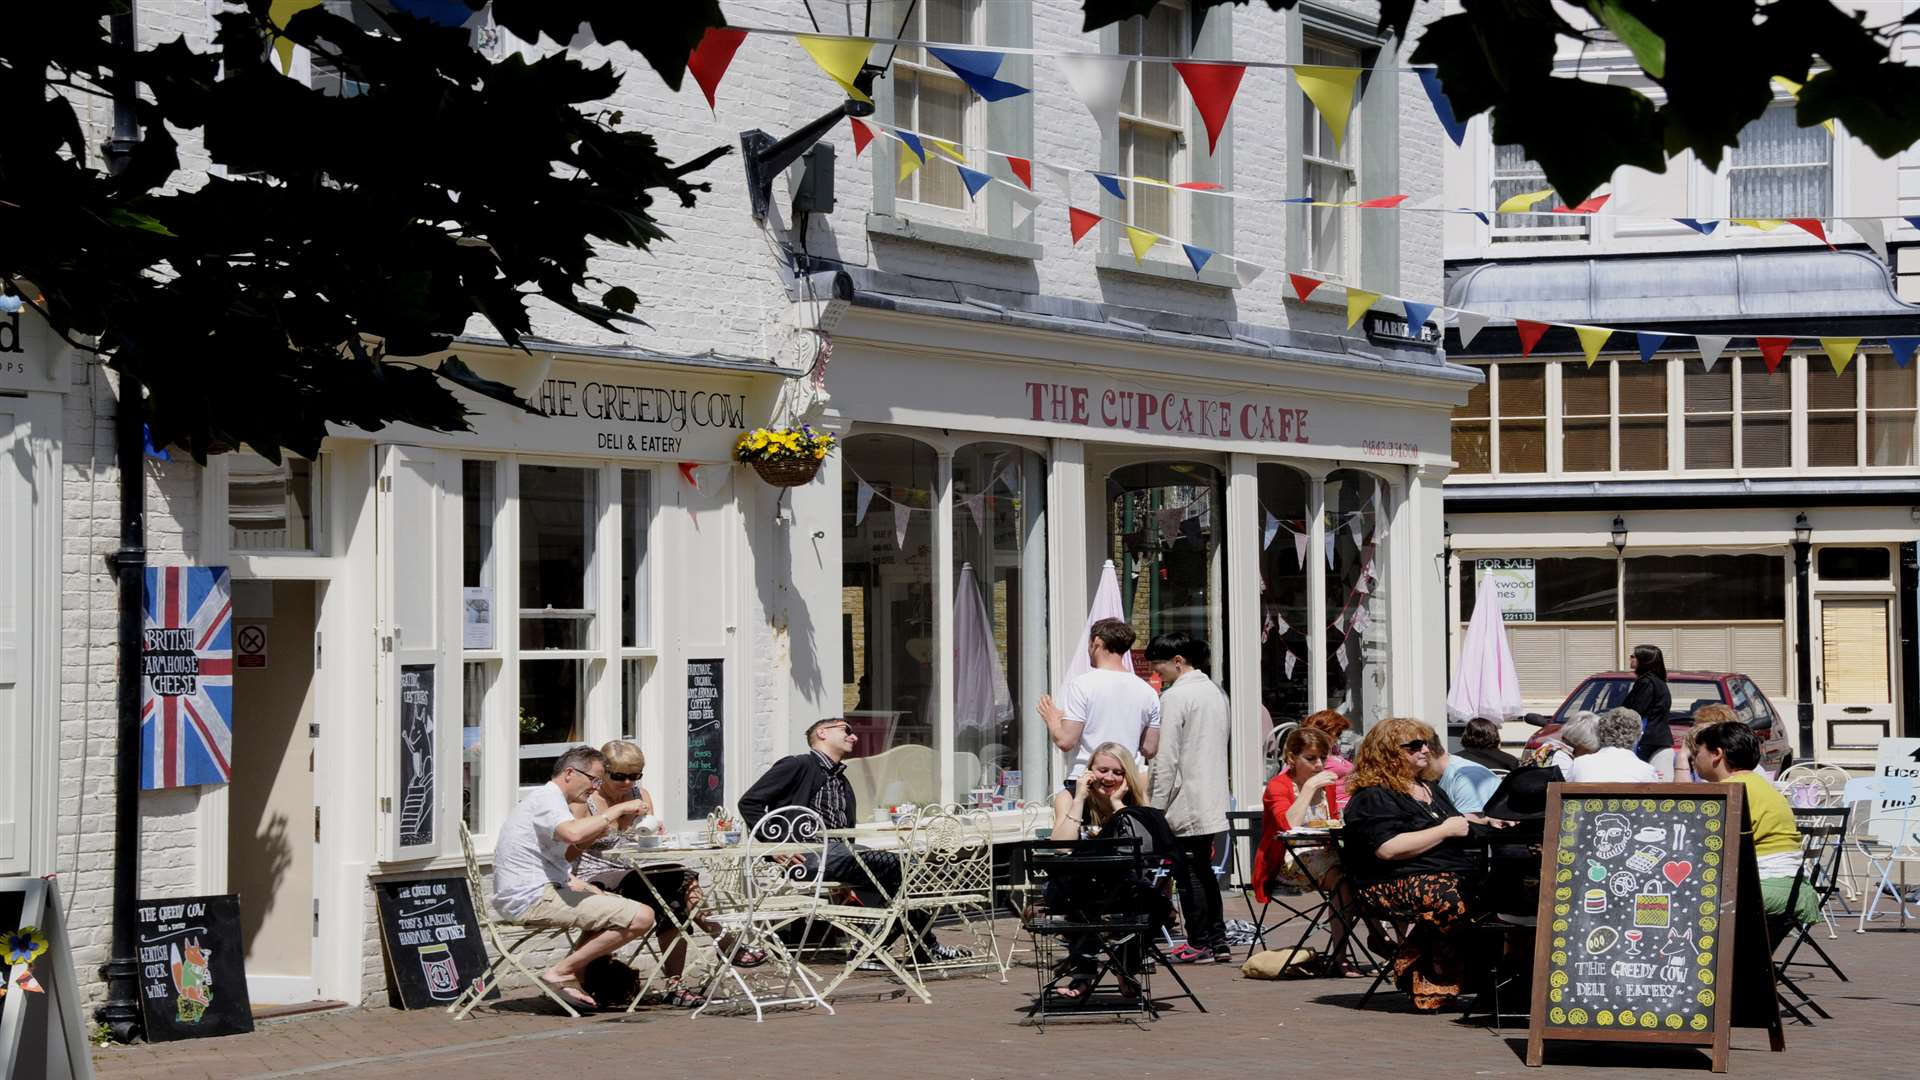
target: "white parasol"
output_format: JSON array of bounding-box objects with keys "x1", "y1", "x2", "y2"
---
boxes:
[
  {"x1": 954, "y1": 562, "x2": 1013, "y2": 738},
  {"x1": 1446, "y1": 568, "x2": 1525, "y2": 724},
  {"x1": 1060, "y1": 560, "x2": 1127, "y2": 686}
]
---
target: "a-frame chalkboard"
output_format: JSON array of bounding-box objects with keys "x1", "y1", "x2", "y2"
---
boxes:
[
  {"x1": 1, "y1": 878, "x2": 95, "y2": 1080},
  {"x1": 1526, "y1": 783, "x2": 1784, "y2": 1073}
]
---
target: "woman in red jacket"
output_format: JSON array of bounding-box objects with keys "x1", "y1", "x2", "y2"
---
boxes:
[{"x1": 1252, "y1": 727, "x2": 1371, "y2": 973}]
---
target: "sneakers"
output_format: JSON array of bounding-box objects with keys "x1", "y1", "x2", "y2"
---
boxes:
[
  {"x1": 1164, "y1": 943, "x2": 1214, "y2": 965},
  {"x1": 1211, "y1": 942, "x2": 1234, "y2": 963},
  {"x1": 915, "y1": 942, "x2": 975, "y2": 964}
]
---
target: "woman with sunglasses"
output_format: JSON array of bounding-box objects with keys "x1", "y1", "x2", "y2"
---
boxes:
[
  {"x1": 571, "y1": 740, "x2": 765, "y2": 1006},
  {"x1": 1342, "y1": 718, "x2": 1509, "y2": 1010}
]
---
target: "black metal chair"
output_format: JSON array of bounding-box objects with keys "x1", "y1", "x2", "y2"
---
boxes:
[
  {"x1": 1226, "y1": 809, "x2": 1338, "y2": 959},
  {"x1": 1772, "y1": 809, "x2": 1850, "y2": 1024}
]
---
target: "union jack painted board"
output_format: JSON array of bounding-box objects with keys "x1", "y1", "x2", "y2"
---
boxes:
[{"x1": 140, "y1": 566, "x2": 233, "y2": 789}]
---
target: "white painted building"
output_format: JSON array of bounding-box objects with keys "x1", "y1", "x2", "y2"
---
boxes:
[
  {"x1": 4, "y1": 0, "x2": 1464, "y2": 1009},
  {"x1": 1439, "y1": 3, "x2": 1920, "y2": 766}
]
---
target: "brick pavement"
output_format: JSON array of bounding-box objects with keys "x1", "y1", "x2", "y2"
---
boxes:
[{"x1": 94, "y1": 912, "x2": 1919, "y2": 1080}]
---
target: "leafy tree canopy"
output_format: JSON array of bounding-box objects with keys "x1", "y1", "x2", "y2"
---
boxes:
[
  {"x1": 1083, "y1": 0, "x2": 1920, "y2": 204},
  {"x1": 1, "y1": 0, "x2": 726, "y2": 461}
]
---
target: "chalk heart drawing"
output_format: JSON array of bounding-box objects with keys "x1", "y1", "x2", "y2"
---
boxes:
[{"x1": 1662, "y1": 860, "x2": 1694, "y2": 887}]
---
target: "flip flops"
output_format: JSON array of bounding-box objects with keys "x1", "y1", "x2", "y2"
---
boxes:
[{"x1": 542, "y1": 975, "x2": 598, "y2": 1012}]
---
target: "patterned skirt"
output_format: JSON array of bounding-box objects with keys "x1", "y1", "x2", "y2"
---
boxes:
[{"x1": 1357, "y1": 871, "x2": 1474, "y2": 1010}]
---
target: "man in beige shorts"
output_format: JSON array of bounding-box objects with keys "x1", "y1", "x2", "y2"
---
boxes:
[{"x1": 492, "y1": 745, "x2": 653, "y2": 1010}]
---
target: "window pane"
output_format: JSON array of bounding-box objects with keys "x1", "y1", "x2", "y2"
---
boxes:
[
  {"x1": 1729, "y1": 106, "x2": 1831, "y2": 218},
  {"x1": 1867, "y1": 354, "x2": 1914, "y2": 410},
  {"x1": 952, "y1": 444, "x2": 1048, "y2": 806},
  {"x1": 917, "y1": 80, "x2": 968, "y2": 209},
  {"x1": 1452, "y1": 422, "x2": 1491, "y2": 474},
  {"x1": 1685, "y1": 362, "x2": 1733, "y2": 414},
  {"x1": 621, "y1": 657, "x2": 650, "y2": 742},
  {"x1": 1257, "y1": 464, "x2": 1311, "y2": 768},
  {"x1": 1461, "y1": 556, "x2": 1617, "y2": 623},
  {"x1": 1742, "y1": 413, "x2": 1791, "y2": 468},
  {"x1": 1305, "y1": 162, "x2": 1349, "y2": 275},
  {"x1": 842, "y1": 434, "x2": 939, "y2": 807},
  {"x1": 229, "y1": 450, "x2": 317, "y2": 551},
  {"x1": 1868, "y1": 412, "x2": 1915, "y2": 466},
  {"x1": 1685, "y1": 416, "x2": 1733, "y2": 469},
  {"x1": 518, "y1": 659, "x2": 592, "y2": 785},
  {"x1": 1817, "y1": 547, "x2": 1891, "y2": 581},
  {"x1": 1562, "y1": 361, "x2": 1611, "y2": 472},
  {"x1": 1109, "y1": 462, "x2": 1223, "y2": 648},
  {"x1": 1563, "y1": 420, "x2": 1610, "y2": 472},
  {"x1": 520, "y1": 465, "x2": 596, "y2": 649},
  {"x1": 924, "y1": 0, "x2": 967, "y2": 44},
  {"x1": 1807, "y1": 362, "x2": 1857, "y2": 410},
  {"x1": 1130, "y1": 128, "x2": 1175, "y2": 234},
  {"x1": 463, "y1": 661, "x2": 493, "y2": 831},
  {"x1": 1499, "y1": 421, "x2": 1547, "y2": 474},
  {"x1": 1618, "y1": 362, "x2": 1666, "y2": 414},
  {"x1": 1499, "y1": 363, "x2": 1546, "y2": 417},
  {"x1": 1741, "y1": 357, "x2": 1790, "y2": 411},
  {"x1": 1618, "y1": 417, "x2": 1667, "y2": 471},
  {"x1": 1807, "y1": 412, "x2": 1858, "y2": 467},
  {"x1": 1460, "y1": 368, "x2": 1491, "y2": 419},
  {"x1": 462, "y1": 460, "x2": 497, "y2": 649},
  {"x1": 1497, "y1": 363, "x2": 1547, "y2": 473},
  {"x1": 1623, "y1": 555, "x2": 1785, "y2": 620},
  {"x1": 621, "y1": 470, "x2": 651, "y2": 649},
  {"x1": 1325, "y1": 470, "x2": 1389, "y2": 731},
  {"x1": 1141, "y1": 6, "x2": 1181, "y2": 122},
  {"x1": 1562, "y1": 362, "x2": 1609, "y2": 416}
]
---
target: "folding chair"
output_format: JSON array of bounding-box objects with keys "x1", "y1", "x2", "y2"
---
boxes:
[
  {"x1": 897, "y1": 806, "x2": 1008, "y2": 982},
  {"x1": 1225, "y1": 809, "x2": 1330, "y2": 957},
  {"x1": 1850, "y1": 776, "x2": 1920, "y2": 931},
  {"x1": 447, "y1": 821, "x2": 581, "y2": 1020},
  {"x1": 1769, "y1": 809, "x2": 1848, "y2": 1024},
  {"x1": 1781, "y1": 807, "x2": 1851, "y2": 980}
]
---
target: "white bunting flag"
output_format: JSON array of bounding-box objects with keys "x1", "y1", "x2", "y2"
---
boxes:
[
  {"x1": 1157, "y1": 506, "x2": 1184, "y2": 540},
  {"x1": 1335, "y1": 648, "x2": 1351, "y2": 671},
  {"x1": 1059, "y1": 54, "x2": 1128, "y2": 146},
  {"x1": 1008, "y1": 184, "x2": 1042, "y2": 231},
  {"x1": 1332, "y1": 610, "x2": 1348, "y2": 634},
  {"x1": 962, "y1": 492, "x2": 985, "y2": 535},
  {"x1": 1694, "y1": 334, "x2": 1732, "y2": 372},
  {"x1": 1355, "y1": 572, "x2": 1372, "y2": 596},
  {"x1": 1263, "y1": 510, "x2": 1280, "y2": 550},
  {"x1": 1262, "y1": 612, "x2": 1274, "y2": 642},
  {"x1": 1326, "y1": 530, "x2": 1337, "y2": 570},
  {"x1": 1851, "y1": 217, "x2": 1887, "y2": 262},
  {"x1": 855, "y1": 478, "x2": 875, "y2": 526},
  {"x1": 1293, "y1": 530, "x2": 1309, "y2": 568},
  {"x1": 1372, "y1": 482, "x2": 1385, "y2": 524},
  {"x1": 1284, "y1": 651, "x2": 1298, "y2": 679},
  {"x1": 1233, "y1": 261, "x2": 1266, "y2": 289},
  {"x1": 1275, "y1": 613, "x2": 1290, "y2": 638},
  {"x1": 999, "y1": 464, "x2": 1019, "y2": 493},
  {"x1": 1351, "y1": 605, "x2": 1372, "y2": 635},
  {"x1": 893, "y1": 503, "x2": 911, "y2": 550},
  {"x1": 1454, "y1": 309, "x2": 1490, "y2": 349},
  {"x1": 1040, "y1": 162, "x2": 1075, "y2": 202}
]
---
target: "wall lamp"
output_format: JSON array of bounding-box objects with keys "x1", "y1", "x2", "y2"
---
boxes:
[
  {"x1": 1793, "y1": 513, "x2": 1813, "y2": 546},
  {"x1": 1610, "y1": 515, "x2": 1628, "y2": 555}
]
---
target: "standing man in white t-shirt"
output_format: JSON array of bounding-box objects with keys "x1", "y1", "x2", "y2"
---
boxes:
[{"x1": 1039, "y1": 618, "x2": 1162, "y2": 788}]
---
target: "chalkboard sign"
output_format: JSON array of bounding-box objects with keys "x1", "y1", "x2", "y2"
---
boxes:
[
  {"x1": 1, "y1": 878, "x2": 95, "y2": 1080},
  {"x1": 136, "y1": 893, "x2": 253, "y2": 1042},
  {"x1": 687, "y1": 658, "x2": 725, "y2": 819},
  {"x1": 1526, "y1": 784, "x2": 1781, "y2": 1073},
  {"x1": 398, "y1": 663, "x2": 436, "y2": 848},
  {"x1": 373, "y1": 877, "x2": 492, "y2": 1009}
]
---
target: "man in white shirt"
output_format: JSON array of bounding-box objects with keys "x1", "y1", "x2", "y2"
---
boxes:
[
  {"x1": 1565, "y1": 708, "x2": 1659, "y2": 783},
  {"x1": 492, "y1": 745, "x2": 654, "y2": 1011},
  {"x1": 1037, "y1": 617, "x2": 1161, "y2": 786}
]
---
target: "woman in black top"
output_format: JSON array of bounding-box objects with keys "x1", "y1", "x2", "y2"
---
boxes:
[
  {"x1": 1343, "y1": 717, "x2": 1510, "y2": 1010},
  {"x1": 1621, "y1": 645, "x2": 1673, "y2": 770}
]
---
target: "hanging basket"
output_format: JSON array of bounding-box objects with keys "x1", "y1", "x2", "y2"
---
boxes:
[{"x1": 751, "y1": 457, "x2": 821, "y2": 488}]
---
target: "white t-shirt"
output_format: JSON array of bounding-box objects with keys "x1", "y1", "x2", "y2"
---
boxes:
[
  {"x1": 1565, "y1": 746, "x2": 1659, "y2": 784},
  {"x1": 1060, "y1": 668, "x2": 1162, "y2": 779},
  {"x1": 492, "y1": 782, "x2": 576, "y2": 918}
]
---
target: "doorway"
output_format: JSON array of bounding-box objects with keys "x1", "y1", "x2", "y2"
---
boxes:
[
  {"x1": 1095, "y1": 458, "x2": 1227, "y2": 689},
  {"x1": 1810, "y1": 546, "x2": 1900, "y2": 765},
  {"x1": 227, "y1": 580, "x2": 319, "y2": 1004}
]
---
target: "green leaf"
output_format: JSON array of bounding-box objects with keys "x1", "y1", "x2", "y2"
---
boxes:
[
  {"x1": 1588, "y1": 0, "x2": 1664, "y2": 79},
  {"x1": 105, "y1": 209, "x2": 176, "y2": 237}
]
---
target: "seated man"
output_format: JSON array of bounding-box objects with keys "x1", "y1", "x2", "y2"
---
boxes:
[
  {"x1": 492, "y1": 745, "x2": 654, "y2": 1011},
  {"x1": 738, "y1": 718, "x2": 970, "y2": 964},
  {"x1": 1431, "y1": 743, "x2": 1500, "y2": 814},
  {"x1": 1689, "y1": 721, "x2": 1820, "y2": 925}
]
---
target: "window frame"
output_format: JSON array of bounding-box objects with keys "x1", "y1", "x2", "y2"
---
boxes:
[
  {"x1": 1489, "y1": 144, "x2": 1592, "y2": 245},
  {"x1": 889, "y1": 0, "x2": 985, "y2": 223},
  {"x1": 1115, "y1": 0, "x2": 1192, "y2": 245},
  {"x1": 1299, "y1": 35, "x2": 1362, "y2": 282},
  {"x1": 1724, "y1": 100, "x2": 1836, "y2": 223}
]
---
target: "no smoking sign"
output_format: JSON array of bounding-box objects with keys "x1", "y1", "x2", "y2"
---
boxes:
[{"x1": 237, "y1": 624, "x2": 269, "y2": 670}]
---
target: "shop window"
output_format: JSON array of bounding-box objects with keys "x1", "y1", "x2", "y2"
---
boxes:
[
  {"x1": 1866, "y1": 354, "x2": 1916, "y2": 466},
  {"x1": 892, "y1": 0, "x2": 975, "y2": 213},
  {"x1": 1109, "y1": 461, "x2": 1224, "y2": 657},
  {"x1": 1451, "y1": 366, "x2": 1491, "y2": 474},
  {"x1": 1325, "y1": 470, "x2": 1388, "y2": 730},
  {"x1": 1491, "y1": 144, "x2": 1589, "y2": 243},
  {"x1": 1256, "y1": 464, "x2": 1311, "y2": 752},
  {"x1": 460, "y1": 460, "x2": 499, "y2": 829},
  {"x1": 620, "y1": 470, "x2": 653, "y2": 649},
  {"x1": 842, "y1": 434, "x2": 940, "y2": 808},
  {"x1": 951, "y1": 443, "x2": 1048, "y2": 806},
  {"x1": 1560, "y1": 361, "x2": 1611, "y2": 473},
  {"x1": 1683, "y1": 359, "x2": 1734, "y2": 469},
  {"x1": 1740, "y1": 357, "x2": 1791, "y2": 468},
  {"x1": 1623, "y1": 555, "x2": 1785, "y2": 621},
  {"x1": 518, "y1": 464, "x2": 598, "y2": 783},
  {"x1": 1807, "y1": 358, "x2": 1859, "y2": 468},
  {"x1": 517, "y1": 659, "x2": 593, "y2": 785},
  {"x1": 1817, "y1": 547, "x2": 1891, "y2": 582},
  {"x1": 1728, "y1": 104, "x2": 1832, "y2": 220},
  {"x1": 1117, "y1": 2, "x2": 1187, "y2": 238},
  {"x1": 228, "y1": 449, "x2": 318, "y2": 551},
  {"x1": 1617, "y1": 361, "x2": 1667, "y2": 471},
  {"x1": 1301, "y1": 37, "x2": 1360, "y2": 281},
  {"x1": 1497, "y1": 363, "x2": 1547, "y2": 474},
  {"x1": 1461, "y1": 557, "x2": 1618, "y2": 624},
  {"x1": 462, "y1": 662, "x2": 492, "y2": 832}
]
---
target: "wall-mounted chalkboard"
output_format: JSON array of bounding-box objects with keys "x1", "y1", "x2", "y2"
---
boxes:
[
  {"x1": 686, "y1": 658, "x2": 724, "y2": 819},
  {"x1": 136, "y1": 894, "x2": 253, "y2": 1042},
  {"x1": 1526, "y1": 784, "x2": 1781, "y2": 1073},
  {"x1": 398, "y1": 663, "x2": 436, "y2": 848},
  {"x1": 373, "y1": 877, "x2": 492, "y2": 1009}
]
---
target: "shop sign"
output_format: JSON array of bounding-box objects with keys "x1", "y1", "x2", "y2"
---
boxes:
[
  {"x1": 1869, "y1": 737, "x2": 1920, "y2": 845},
  {"x1": 1475, "y1": 558, "x2": 1536, "y2": 622},
  {"x1": 1362, "y1": 311, "x2": 1441, "y2": 348},
  {"x1": 0, "y1": 308, "x2": 74, "y2": 393},
  {"x1": 1022, "y1": 381, "x2": 1311, "y2": 444}
]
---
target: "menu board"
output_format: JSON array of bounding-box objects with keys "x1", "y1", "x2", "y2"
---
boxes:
[
  {"x1": 1526, "y1": 783, "x2": 1781, "y2": 1073},
  {"x1": 373, "y1": 878, "x2": 491, "y2": 1009},
  {"x1": 0, "y1": 878, "x2": 94, "y2": 1080},
  {"x1": 398, "y1": 664, "x2": 436, "y2": 848},
  {"x1": 135, "y1": 894, "x2": 253, "y2": 1042},
  {"x1": 686, "y1": 658, "x2": 724, "y2": 819}
]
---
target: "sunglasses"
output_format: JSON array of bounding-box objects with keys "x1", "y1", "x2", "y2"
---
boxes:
[
  {"x1": 1400, "y1": 739, "x2": 1431, "y2": 752},
  {"x1": 607, "y1": 770, "x2": 643, "y2": 783}
]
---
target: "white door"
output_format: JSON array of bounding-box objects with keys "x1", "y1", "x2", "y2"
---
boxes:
[
  {"x1": 1814, "y1": 596, "x2": 1897, "y2": 766},
  {"x1": 0, "y1": 406, "x2": 31, "y2": 874},
  {"x1": 376, "y1": 446, "x2": 456, "y2": 861}
]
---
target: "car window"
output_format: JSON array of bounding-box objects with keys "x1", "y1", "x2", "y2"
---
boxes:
[
  {"x1": 1560, "y1": 678, "x2": 1628, "y2": 720},
  {"x1": 1669, "y1": 681, "x2": 1722, "y2": 721},
  {"x1": 1741, "y1": 679, "x2": 1775, "y2": 730}
]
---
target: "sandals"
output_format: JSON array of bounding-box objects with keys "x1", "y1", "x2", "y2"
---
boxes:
[
  {"x1": 661, "y1": 983, "x2": 708, "y2": 1009},
  {"x1": 1048, "y1": 977, "x2": 1096, "y2": 1002},
  {"x1": 729, "y1": 946, "x2": 769, "y2": 969}
]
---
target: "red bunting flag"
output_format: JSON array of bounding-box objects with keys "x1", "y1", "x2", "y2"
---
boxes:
[
  {"x1": 1357, "y1": 194, "x2": 1410, "y2": 208},
  {"x1": 1173, "y1": 62, "x2": 1247, "y2": 155},
  {"x1": 1177, "y1": 181, "x2": 1225, "y2": 191},
  {"x1": 1288, "y1": 273, "x2": 1322, "y2": 302},
  {"x1": 1516, "y1": 319, "x2": 1550, "y2": 357},
  {"x1": 1069, "y1": 207, "x2": 1102, "y2": 245},
  {"x1": 1550, "y1": 194, "x2": 1611, "y2": 214},
  {"x1": 1006, "y1": 156, "x2": 1033, "y2": 190},
  {"x1": 848, "y1": 118, "x2": 874, "y2": 156},
  {"x1": 1755, "y1": 336, "x2": 1793, "y2": 373},
  {"x1": 1787, "y1": 218, "x2": 1834, "y2": 250},
  {"x1": 686, "y1": 27, "x2": 747, "y2": 111}
]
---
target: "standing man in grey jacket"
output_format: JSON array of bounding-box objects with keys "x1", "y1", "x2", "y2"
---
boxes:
[{"x1": 1145, "y1": 631, "x2": 1233, "y2": 963}]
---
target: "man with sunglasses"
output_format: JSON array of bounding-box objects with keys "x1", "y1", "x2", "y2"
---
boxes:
[{"x1": 491, "y1": 745, "x2": 655, "y2": 1011}]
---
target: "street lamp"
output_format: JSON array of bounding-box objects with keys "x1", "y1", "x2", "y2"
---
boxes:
[
  {"x1": 1794, "y1": 512, "x2": 1813, "y2": 546},
  {"x1": 1792, "y1": 513, "x2": 1814, "y2": 758},
  {"x1": 1610, "y1": 515, "x2": 1628, "y2": 555}
]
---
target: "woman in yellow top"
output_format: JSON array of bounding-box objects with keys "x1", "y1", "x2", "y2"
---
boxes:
[{"x1": 1688, "y1": 721, "x2": 1820, "y2": 925}]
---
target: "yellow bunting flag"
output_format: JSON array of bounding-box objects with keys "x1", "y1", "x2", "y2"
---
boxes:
[
  {"x1": 1730, "y1": 218, "x2": 1784, "y2": 231},
  {"x1": 1497, "y1": 188, "x2": 1556, "y2": 215},
  {"x1": 1125, "y1": 226, "x2": 1159, "y2": 264},
  {"x1": 1772, "y1": 76, "x2": 1836, "y2": 136},
  {"x1": 1574, "y1": 325, "x2": 1613, "y2": 367},
  {"x1": 1821, "y1": 337, "x2": 1861, "y2": 374},
  {"x1": 797, "y1": 35, "x2": 875, "y2": 103},
  {"x1": 1346, "y1": 289, "x2": 1379, "y2": 330},
  {"x1": 898, "y1": 147, "x2": 923, "y2": 184},
  {"x1": 269, "y1": 0, "x2": 323, "y2": 74},
  {"x1": 926, "y1": 138, "x2": 966, "y2": 164},
  {"x1": 1294, "y1": 65, "x2": 1363, "y2": 152}
]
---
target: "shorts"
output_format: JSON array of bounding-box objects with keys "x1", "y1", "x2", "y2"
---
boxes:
[{"x1": 518, "y1": 883, "x2": 649, "y2": 933}]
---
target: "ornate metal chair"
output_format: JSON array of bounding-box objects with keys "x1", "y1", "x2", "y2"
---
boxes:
[
  {"x1": 447, "y1": 821, "x2": 580, "y2": 1020},
  {"x1": 897, "y1": 805, "x2": 1008, "y2": 982}
]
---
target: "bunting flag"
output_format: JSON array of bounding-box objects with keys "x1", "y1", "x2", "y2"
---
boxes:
[
  {"x1": 1174, "y1": 62, "x2": 1247, "y2": 154},
  {"x1": 893, "y1": 503, "x2": 911, "y2": 549},
  {"x1": 962, "y1": 492, "x2": 986, "y2": 534},
  {"x1": 1694, "y1": 334, "x2": 1731, "y2": 371},
  {"x1": 1821, "y1": 337, "x2": 1860, "y2": 374},
  {"x1": 1285, "y1": 651, "x2": 1298, "y2": 679},
  {"x1": 1498, "y1": 188, "x2": 1557, "y2": 214},
  {"x1": 1263, "y1": 510, "x2": 1279, "y2": 550},
  {"x1": 1675, "y1": 218, "x2": 1720, "y2": 235},
  {"x1": 678, "y1": 461, "x2": 704, "y2": 491},
  {"x1": 1574, "y1": 324, "x2": 1613, "y2": 367},
  {"x1": 925, "y1": 47, "x2": 1029, "y2": 101},
  {"x1": 1401, "y1": 300, "x2": 1436, "y2": 332},
  {"x1": 1060, "y1": 54, "x2": 1128, "y2": 144},
  {"x1": 1326, "y1": 531, "x2": 1337, "y2": 570},
  {"x1": 1182, "y1": 243, "x2": 1214, "y2": 274},
  {"x1": 1294, "y1": 65, "x2": 1362, "y2": 151},
  {"x1": 1789, "y1": 218, "x2": 1834, "y2": 249},
  {"x1": 1462, "y1": 208, "x2": 1491, "y2": 225},
  {"x1": 1006, "y1": 156, "x2": 1033, "y2": 189},
  {"x1": 1755, "y1": 336, "x2": 1793, "y2": 373},
  {"x1": 855, "y1": 478, "x2": 875, "y2": 526},
  {"x1": 1357, "y1": 194, "x2": 1411, "y2": 208},
  {"x1": 1417, "y1": 68, "x2": 1467, "y2": 146},
  {"x1": 849, "y1": 117, "x2": 874, "y2": 156},
  {"x1": 1336, "y1": 648, "x2": 1351, "y2": 671},
  {"x1": 1888, "y1": 337, "x2": 1919, "y2": 368},
  {"x1": 1731, "y1": 218, "x2": 1785, "y2": 231},
  {"x1": 956, "y1": 164, "x2": 993, "y2": 200},
  {"x1": 1289, "y1": 273, "x2": 1323, "y2": 302},
  {"x1": 1633, "y1": 332, "x2": 1668, "y2": 363},
  {"x1": 797, "y1": 35, "x2": 875, "y2": 103},
  {"x1": 1069, "y1": 207, "x2": 1102, "y2": 244},
  {"x1": 1852, "y1": 217, "x2": 1887, "y2": 261},
  {"x1": 1008, "y1": 184, "x2": 1042, "y2": 230},
  {"x1": 897, "y1": 130, "x2": 927, "y2": 164},
  {"x1": 1293, "y1": 530, "x2": 1308, "y2": 568},
  {"x1": 269, "y1": 0, "x2": 323, "y2": 73},
  {"x1": 1234, "y1": 262, "x2": 1267, "y2": 288},
  {"x1": 1042, "y1": 162, "x2": 1075, "y2": 200},
  {"x1": 898, "y1": 145, "x2": 924, "y2": 183},
  {"x1": 1454, "y1": 310, "x2": 1490, "y2": 348},
  {"x1": 1094, "y1": 173, "x2": 1128, "y2": 200},
  {"x1": 1126, "y1": 225, "x2": 1159, "y2": 264},
  {"x1": 1332, "y1": 610, "x2": 1348, "y2": 635},
  {"x1": 1552, "y1": 194, "x2": 1612, "y2": 214},
  {"x1": 1771, "y1": 75, "x2": 1837, "y2": 135},
  {"x1": 687, "y1": 27, "x2": 748, "y2": 110},
  {"x1": 1908, "y1": 217, "x2": 1920, "y2": 233},
  {"x1": 1275, "y1": 613, "x2": 1291, "y2": 638},
  {"x1": 1346, "y1": 289, "x2": 1378, "y2": 329},
  {"x1": 1516, "y1": 319, "x2": 1551, "y2": 357}
]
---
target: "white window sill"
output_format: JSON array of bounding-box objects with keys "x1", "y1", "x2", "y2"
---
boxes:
[
  {"x1": 866, "y1": 213, "x2": 1042, "y2": 261},
  {"x1": 1094, "y1": 251, "x2": 1241, "y2": 290}
]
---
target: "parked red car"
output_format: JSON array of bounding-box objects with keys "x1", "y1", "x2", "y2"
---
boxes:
[{"x1": 1522, "y1": 671, "x2": 1795, "y2": 776}]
